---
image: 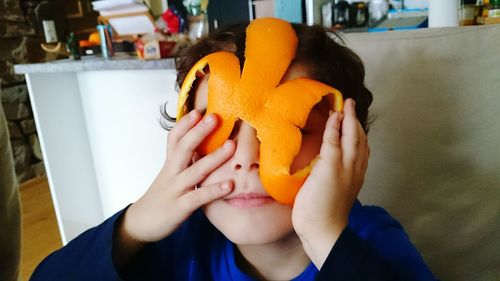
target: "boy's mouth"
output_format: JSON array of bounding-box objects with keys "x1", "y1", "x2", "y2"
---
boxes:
[{"x1": 223, "y1": 192, "x2": 274, "y2": 208}]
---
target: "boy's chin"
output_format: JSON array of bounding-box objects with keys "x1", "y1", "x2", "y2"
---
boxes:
[
  {"x1": 225, "y1": 220, "x2": 296, "y2": 245},
  {"x1": 203, "y1": 202, "x2": 295, "y2": 245}
]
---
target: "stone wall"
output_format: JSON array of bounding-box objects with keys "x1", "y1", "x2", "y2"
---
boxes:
[
  {"x1": 1, "y1": 0, "x2": 52, "y2": 183},
  {"x1": 2, "y1": 0, "x2": 99, "y2": 182}
]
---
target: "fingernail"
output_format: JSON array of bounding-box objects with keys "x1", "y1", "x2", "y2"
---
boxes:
[
  {"x1": 204, "y1": 115, "x2": 214, "y2": 125},
  {"x1": 222, "y1": 140, "x2": 232, "y2": 150},
  {"x1": 221, "y1": 182, "x2": 231, "y2": 190}
]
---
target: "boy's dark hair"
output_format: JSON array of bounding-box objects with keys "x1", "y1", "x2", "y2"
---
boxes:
[{"x1": 162, "y1": 22, "x2": 373, "y2": 133}]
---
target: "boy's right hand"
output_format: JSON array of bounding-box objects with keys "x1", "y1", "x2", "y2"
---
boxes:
[{"x1": 113, "y1": 110, "x2": 235, "y2": 265}]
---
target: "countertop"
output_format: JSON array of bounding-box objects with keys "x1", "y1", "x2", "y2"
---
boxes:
[{"x1": 14, "y1": 55, "x2": 176, "y2": 74}]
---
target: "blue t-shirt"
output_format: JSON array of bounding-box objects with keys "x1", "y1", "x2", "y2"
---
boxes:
[
  {"x1": 30, "y1": 201, "x2": 436, "y2": 281},
  {"x1": 211, "y1": 237, "x2": 316, "y2": 280}
]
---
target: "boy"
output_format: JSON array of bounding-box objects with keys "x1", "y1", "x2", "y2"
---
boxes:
[{"x1": 30, "y1": 18, "x2": 436, "y2": 280}]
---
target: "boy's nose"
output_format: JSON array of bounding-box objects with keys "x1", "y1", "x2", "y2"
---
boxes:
[{"x1": 230, "y1": 121, "x2": 260, "y2": 172}]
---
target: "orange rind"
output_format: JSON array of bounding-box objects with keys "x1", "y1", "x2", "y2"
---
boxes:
[{"x1": 177, "y1": 18, "x2": 343, "y2": 205}]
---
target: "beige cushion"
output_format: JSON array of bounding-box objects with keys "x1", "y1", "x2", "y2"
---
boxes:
[{"x1": 344, "y1": 25, "x2": 500, "y2": 281}]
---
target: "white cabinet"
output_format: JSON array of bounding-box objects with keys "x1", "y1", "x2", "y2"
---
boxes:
[{"x1": 16, "y1": 58, "x2": 177, "y2": 244}]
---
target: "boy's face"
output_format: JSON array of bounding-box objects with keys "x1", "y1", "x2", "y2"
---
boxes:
[{"x1": 194, "y1": 64, "x2": 330, "y2": 245}]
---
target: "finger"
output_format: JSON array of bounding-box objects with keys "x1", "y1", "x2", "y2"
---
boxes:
[
  {"x1": 176, "y1": 140, "x2": 235, "y2": 192},
  {"x1": 177, "y1": 180, "x2": 234, "y2": 213},
  {"x1": 167, "y1": 110, "x2": 202, "y2": 159},
  {"x1": 350, "y1": 143, "x2": 370, "y2": 194},
  {"x1": 340, "y1": 99, "x2": 367, "y2": 167},
  {"x1": 352, "y1": 116, "x2": 369, "y2": 171},
  {"x1": 170, "y1": 114, "x2": 219, "y2": 174},
  {"x1": 354, "y1": 141, "x2": 370, "y2": 183},
  {"x1": 318, "y1": 111, "x2": 343, "y2": 164},
  {"x1": 361, "y1": 144, "x2": 370, "y2": 174}
]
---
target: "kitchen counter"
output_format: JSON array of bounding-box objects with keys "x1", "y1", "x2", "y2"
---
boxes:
[
  {"x1": 14, "y1": 56, "x2": 176, "y2": 74},
  {"x1": 15, "y1": 56, "x2": 177, "y2": 244}
]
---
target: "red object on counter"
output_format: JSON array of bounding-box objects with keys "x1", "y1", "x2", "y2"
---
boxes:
[{"x1": 162, "y1": 9, "x2": 180, "y2": 33}]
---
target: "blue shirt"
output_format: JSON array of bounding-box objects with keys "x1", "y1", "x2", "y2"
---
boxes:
[
  {"x1": 30, "y1": 201, "x2": 436, "y2": 281},
  {"x1": 213, "y1": 238, "x2": 317, "y2": 280}
]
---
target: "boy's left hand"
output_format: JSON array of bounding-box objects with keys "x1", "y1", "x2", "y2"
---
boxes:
[{"x1": 291, "y1": 98, "x2": 370, "y2": 269}]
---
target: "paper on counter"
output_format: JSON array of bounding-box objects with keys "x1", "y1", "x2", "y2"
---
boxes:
[
  {"x1": 92, "y1": 0, "x2": 141, "y2": 11},
  {"x1": 99, "y1": 4, "x2": 148, "y2": 17},
  {"x1": 108, "y1": 15, "x2": 156, "y2": 35}
]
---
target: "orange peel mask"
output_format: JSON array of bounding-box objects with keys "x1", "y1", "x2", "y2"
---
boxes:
[{"x1": 176, "y1": 18, "x2": 343, "y2": 205}]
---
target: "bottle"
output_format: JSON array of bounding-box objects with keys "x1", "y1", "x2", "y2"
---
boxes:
[
  {"x1": 97, "y1": 25, "x2": 114, "y2": 59},
  {"x1": 429, "y1": 0, "x2": 459, "y2": 28},
  {"x1": 482, "y1": 0, "x2": 490, "y2": 17},
  {"x1": 65, "y1": 32, "x2": 81, "y2": 60},
  {"x1": 460, "y1": 0, "x2": 477, "y2": 25},
  {"x1": 187, "y1": 0, "x2": 208, "y2": 40},
  {"x1": 369, "y1": 0, "x2": 389, "y2": 25},
  {"x1": 475, "y1": 0, "x2": 483, "y2": 24},
  {"x1": 351, "y1": 2, "x2": 369, "y2": 27},
  {"x1": 333, "y1": 0, "x2": 351, "y2": 28}
]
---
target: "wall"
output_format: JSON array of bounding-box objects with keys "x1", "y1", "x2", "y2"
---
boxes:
[
  {"x1": 1, "y1": 0, "x2": 98, "y2": 182},
  {"x1": 0, "y1": 0, "x2": 49, "y2": 182}
]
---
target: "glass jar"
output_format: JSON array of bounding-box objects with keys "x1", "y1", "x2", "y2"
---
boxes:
[{"x1": 460, "y1": 0, "x2": 477, "y2": 25}]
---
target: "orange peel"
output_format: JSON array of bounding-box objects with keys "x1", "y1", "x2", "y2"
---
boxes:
[{"x1": 176, "y1": 18, "x2": 343, "y2": 205}]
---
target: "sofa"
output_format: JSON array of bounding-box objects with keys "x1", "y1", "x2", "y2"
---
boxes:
[{"x1": 344, "y1": 24, "x2": 500, "y2": 281}]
